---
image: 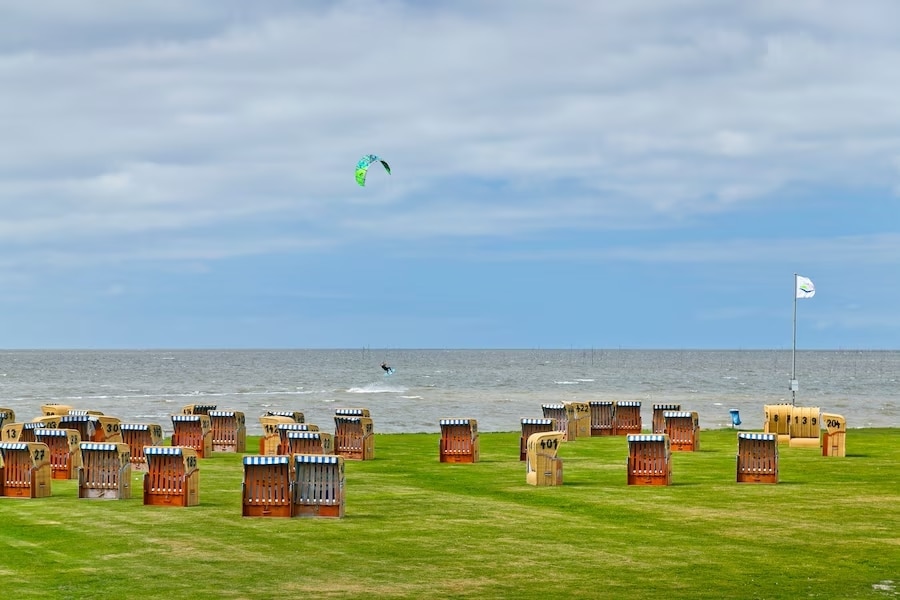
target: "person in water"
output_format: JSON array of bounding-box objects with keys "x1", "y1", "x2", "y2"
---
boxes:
[{"x1": 381, "y1": 361, "x2": 392, "y2": 373}]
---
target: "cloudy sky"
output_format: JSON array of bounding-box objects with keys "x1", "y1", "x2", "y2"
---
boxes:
[{"x1": 1, "y1": 0, "x2": 898, "y2": 349}]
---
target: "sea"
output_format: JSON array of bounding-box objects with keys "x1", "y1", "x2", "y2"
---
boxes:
[{"x1": 1, "y1": 349, "x2": 897, "y2": 436}]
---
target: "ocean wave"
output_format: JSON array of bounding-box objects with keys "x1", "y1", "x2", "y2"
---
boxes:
[{"x1": 346, "y1": 383, "x2": 407, "y2": 394}]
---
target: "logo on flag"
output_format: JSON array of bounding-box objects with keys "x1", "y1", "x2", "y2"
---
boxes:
[{"x1": 796, "y1": 275, "x2": 815, "y2": 299}]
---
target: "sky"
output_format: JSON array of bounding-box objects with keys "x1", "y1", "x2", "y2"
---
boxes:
[{"x1": 1, "y1": 0, "x2": 898, "y2": 350}]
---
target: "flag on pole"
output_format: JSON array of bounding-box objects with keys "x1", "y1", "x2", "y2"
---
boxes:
[{"x1": 796, "y1": 275, "x2": 815, "y2": 299}]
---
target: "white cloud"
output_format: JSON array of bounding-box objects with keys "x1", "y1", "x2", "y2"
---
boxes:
[{"x1": 1, "y1": 1, "x2": 899, "y2": 266}]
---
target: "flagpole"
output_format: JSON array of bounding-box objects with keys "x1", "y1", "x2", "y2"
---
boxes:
[{"x1": 791, "y1": 273, "x2": 798, "y2": 405}]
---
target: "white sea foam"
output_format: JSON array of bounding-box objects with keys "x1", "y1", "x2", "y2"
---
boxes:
[{"x1": 346, "y1": 383, "x2": 407, "y2": 394}]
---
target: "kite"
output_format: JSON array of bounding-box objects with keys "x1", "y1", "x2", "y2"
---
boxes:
[{"x1": 355, "y1": 154, "x2": 391, "y2": 186}]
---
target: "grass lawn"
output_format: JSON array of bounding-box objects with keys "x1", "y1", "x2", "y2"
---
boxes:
[{"x1": 1, "y1": 428, "x2": 898, "y2": 599}]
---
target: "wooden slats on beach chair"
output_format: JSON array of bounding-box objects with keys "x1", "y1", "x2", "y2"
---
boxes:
[
  {"x1": 0, "y1": 442, "x2": 52, "y2": 498},
  {"x1": 171, "y1": 414, "x2": 213, "y2": 458},
  {"x1": 334, "y1": 413, "x2": 374, "y2": 461},
  {"x1": 525, "y1": 431, "x2": 564, "y2": 486},
  {"x1": 520, "y1": 418, "x2": 556, "y2": 460},
  {"x1": 259, "y1": 415, "x2": 301, "y2": 456},
  {"x1": 181, "y1": 403, "x2": 217, "y2": 416},
  {"x1": 33, "y1": 428, "x2": 82, "y2": 479},
  {"x1": 615, "y1": 401, "x2": 642, "y2": 436},
  {"x1": 120, "y1": 423, "x2": 164, "y2": 472},
  {"x1": 208, "y1": 410, "x2": 246, "y2": 453},
  {"x1": 821, "y1": 413, "x2": 847, "y2": 457},
  {"x1": 439, "y1": 419, "x2": 479, "y2": 463},
  {"x1": 242, "y1": 455, "x2": 293, "y2": 517},
  {"x1": 541, "y1": 404, "x2": 573, "y2": 440},
  {"x1": 143, "y1": 446, "x2": 199, "y2": 507},
  {"x1": 763, "y1": 404, "x2": 792, "y2": 444},
  {"x1": 652, "y1": 404, "x2": 681, "y2": 434},
  {"x1": 59, "y1": 414, "x2": 103, "y2": 443},
  {"x1": 663, "y1": 411, "x2": 700, "y2": 452},
  {"x1": 78, "y1": 442, "x2": 132, "y2": 499},
  {"x1": 283, "y1": 431, "x2": 333, "y2": 455},
  {"x1": 736, "y1": 433, "x2": 778, "y2": 484},
  {"x1": 292, "y1": 454, "x2": 345, "y2": 518},
  {"x1": 788, "y1": 406, "x2": 821, "y2": 449},
  {"x1": 588, "y1": 401, "x2": 616, "y2": 436},
  {"x1": 567, "y1": 402, "x2": 591, "y2": 439},
  {"x1": 626, "y1": 434, "x2": 671, "y2": 486},
  {"x1": 275, "y1": 422, "x2": 320, "y2": 454}
]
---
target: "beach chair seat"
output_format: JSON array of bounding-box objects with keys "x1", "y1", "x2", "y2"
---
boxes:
[
  {"x1": 821, "y1": 413, "x2": 846, "y2": 457},
  {"x1": 541, "y1": 404, "x2": 573, "y2": 440},
  {"x1": 663, "y1": 411, "x2": 700, "y2": 452},
  {"x1": 334, "y1": 414, "x2": 374, "y2": 461},
  {"x1": 788, "y1": 406, "x2": 820, "y2": 448},
  {"x1": 615, "y1": 401, "x2": 643, "y2": 436},
  {"x1": 171, "y1": 414, "x2": 213, "y2": 458},
  {"x1": 208, "y1": 410, "x2": 247, "y2": 453},
  {"x1": 259, "y1": 415, "x2": 297, "y2": 456},
  {"x1": 275, "y1": 422, "x2": 320, "y2": 454},
  {"x1": 78, "y1": 442, "x2": 132, "y2": 499},
  {"x1": 33, "y1": 428, "x2": 82, "y2": 479},
  {"x1": 0, "y1": 442, "x2": 52, "y2": 498},
  {"x1": 652, "y1": 404, "x2": 681, "y2": 434},
  {"x1": 120, "y1": 423, "x2": 164, "y2": 472},
  {"x1": 439, "y1": 419, "x2": 479, "y2": 463},
  {"x1": 242, "y1": 456, "x2": 293, "y2": 517},
  {"x1": 143, "y1": 446, "x2": 199, "y2": 507},
  {"x1": 736, "y1": 433, "x2": 778, "y2": 483},
  {"x1": 626, "y1": 434, "x2": 671, "y2": 486},
  {"x1": 525, "y1": 431, "x2": 564, "y2": 486},
  {"x1": 520, "y1": 418, "x2": 556, "y2": 460},
  {"x1": 292, "y1": 454, "x2": 345, "y2": 518},
  {"x1": 283, "y1": 431, "x2": 333, "y2": 455},
  {"x1": 588, "y1": 401, "x2": 616, "y2": 436}
]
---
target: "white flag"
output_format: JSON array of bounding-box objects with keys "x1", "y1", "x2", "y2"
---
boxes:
[{"x1": 796, "y1": 275, "x2": 815, "y2": 299}]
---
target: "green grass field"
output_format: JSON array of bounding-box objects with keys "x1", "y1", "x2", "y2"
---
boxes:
[{"x1": 1, "y1": 428, "x2": 898, "y2": 599}]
